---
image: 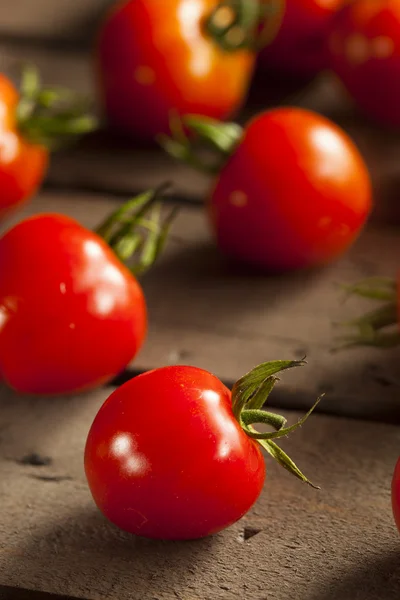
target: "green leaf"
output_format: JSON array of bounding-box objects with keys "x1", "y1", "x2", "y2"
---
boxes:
[
  {"x1": 341, "y1": 277, "x2": 397, "y2": 302},
  {"x1": 95, "y1": 184, "x2": 178, "y2": 277},
  {"x1": 259, "y1": 439, "x2": 320, "y2": 489},
  {"x1": 231, "y1": 359, "x2": 306, "y2": 418},
  {"x1": 16, "y1": 64, "x2": 98, "y2": 150},
  {"x1": 183, "y1": 115, "x2": 243, "y2": 155}
]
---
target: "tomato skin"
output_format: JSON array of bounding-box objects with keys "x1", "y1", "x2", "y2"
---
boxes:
[
  {"x1": 0, "y1": 75, "x2": 48, "y2": 220},
  {"x1": 259, "y1": 0, "x2": 344, "y2": 79},
  {"x1": 0, "y1": 214, "x2": 146, "y2": 395},
  {"x1": 96, "y1": 0, "x2": 255, "y2": 142},
  {"x1": 329, "y1": 0, "x2": 400, "y2": 128},
  {"x1": 209, "y1": 107, "x2": 372, "y2": 272},
  {"x1": 85, "y1": 365, "x2": 265, "y2": 540}
]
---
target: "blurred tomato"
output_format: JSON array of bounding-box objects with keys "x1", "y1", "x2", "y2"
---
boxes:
[
  {"x1": 258, "y1": 0, "x2": 345, "y2": 79},
  {"x1": 0, "y1": 74, "x2": 48, "y2": 222},
  {"x1": 96, "y1": 0, "x2": 259, "y2": 143},
  {"x1": 329, "y1": 0, "x2": 400, "y2": 128}
]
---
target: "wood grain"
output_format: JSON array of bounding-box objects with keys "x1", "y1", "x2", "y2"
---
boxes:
[
  {"x1": 0, "y1": 386, "x2": 399, "y2": 600},
  {"x1": 3, "y1": 189, "x2": 400, "y2": 424},
  {"x1": 0, "y1": 0, "x2": 113, "y2": 44}
]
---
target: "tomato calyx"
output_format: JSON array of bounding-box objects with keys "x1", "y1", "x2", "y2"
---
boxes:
[
  {"x1": 16, "y1": 64, "x2": 98, "y2": 150},
  {"x1": 205, "y1": 0, "x2": 284, "y2": 52},
  {"x1": 334, "y1": 278, "x2": 400, "y2": 350},
  {"x1": 159, "y1": 114, "x2": 242, "y2": 175},
  {"x1": 231, "y1": 359, "x2": 322, "y2": 489},
  {"x1": 95, "y1": 183, "x2": 178, "y2": 276}
]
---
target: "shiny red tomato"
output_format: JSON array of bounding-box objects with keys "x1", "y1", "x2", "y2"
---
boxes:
[
  {"x1": 392, "y1": 458, "x2": 400, "y2": 533},
  {"x1": 96, "y1": 0, "x2": 258, "y2": 142},
  {"x1": 206, "y1": 107, "x2": 372, "y2": 271},
  {"x1": 259, "y1": 0, "x2": 345, "y2": 79},
  {"x1": 85, "y1": 361, "x2": 320, "y2": 540},
  {"x1": 329, "y1": 0, "x2": 400, "y2": 128},
  {"x1": 0, "y1": 75, "x2": 48, "y2": 221},
  {"x1": 0, "y1": 214, "x2": 146, "y2": 395}
]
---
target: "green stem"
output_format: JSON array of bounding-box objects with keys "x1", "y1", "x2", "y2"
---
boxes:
[
  {"x1": 16, "y1": 64, "x2": 98, "y2": 150},
  {"x1": 230, "y1": 360, "x2": 321, "y2": 488},
  {"x1": 205, "y1": 0, "x2": 262, "y2": 52},
  {"x1": 95, "y1": 184, "x2": 178, "y2": 276},
  {"x1": 335, "y1": 276, "x2": 400, "y2": 351}
]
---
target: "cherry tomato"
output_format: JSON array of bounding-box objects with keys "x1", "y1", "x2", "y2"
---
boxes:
[
  {"x1": 0, "y1": 75, "x2": 48, "y2": 221},
  {"x1": 258, "y1": 0, "x2": 345, "y2": 79},
  {"x1": 392, "y1": 458, "x2": 400, "y2": 533},
  {"x1": 96, "y1": 0, "x2": 257, "y2": 142},
  {"x1": 207, "y1": 107, "x2": 372, "y2": 271},
  {"x1": 0, "y1": 67, "x2": 96, "y2": 222},
  {"x1": 85, "y1": 361, "x2": 319, "y2": 540},
  {"x1": 329, "y1": 0, "x2": 400, "y2": 128},
  {"x1": 0, "y1": 214, "x2": 146, "y2": 395}
]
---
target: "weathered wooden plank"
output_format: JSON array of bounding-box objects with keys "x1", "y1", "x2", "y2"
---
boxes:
[
  {"x1": 3, "y1": 189, "x2": 400, "y2": 424},
  {"x1": 0, "y1": 0, "x2": 113, "y2": 44},
  {"x1": 0, "y1": 386, "x2": 399, "y2": 599}
]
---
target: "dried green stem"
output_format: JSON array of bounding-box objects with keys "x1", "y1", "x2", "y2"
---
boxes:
[
  {"x1": 231, "y1": 359, "x2": 321, "y2": 488},
  {"x1": 16, "y1": 64, "x2": 98, "y2": 150},
  {"x1": 95, "y1": 184, "x2": 178, "y2": 276}
]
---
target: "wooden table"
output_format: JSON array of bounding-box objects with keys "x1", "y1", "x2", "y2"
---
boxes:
[{"x1": 0, "y1": 7, "x2": 400, "y2": 599}]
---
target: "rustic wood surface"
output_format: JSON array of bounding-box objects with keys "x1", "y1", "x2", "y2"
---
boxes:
[
  {"x1": 0, "y1": 386, "x2": 399, "y2": 600},
  {"x1": 0, "y1": 0, "x2": 113, "y2": 44},
  {"x1": 0, "y1": 30, "x2": 399, "y2": 600},
  {"x1": 1, "y1": 190, "x2": 399, "y2": 425}
]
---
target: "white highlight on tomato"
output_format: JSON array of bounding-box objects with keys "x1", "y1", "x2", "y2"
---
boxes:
[
  {"x1": 112, "y1": 433, "x2": 132, "y2": 456},
  {"x1": 310, "y1": 126, "x2": 352, "y2": 182},
  {"x1": 111, "y1": 433, "x2": 149, "y2": 476},
  {"x1": 178, "y1": 0, "x2": 212, "y2": 78},
  {"x1": 202, "y1": 389, "x2": 240, "y2": 460},
  {"x1": 0, "y1": 103, "x2": 18, "y2": 164}
]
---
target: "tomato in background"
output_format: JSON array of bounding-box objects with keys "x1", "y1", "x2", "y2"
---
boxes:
[
  {"x1": 0, "y1": 75, "x2": 48, "y2": 221},
  {"x1": 329, "y1": 0, "x2": 400, "y2": 128},
  {"x1": 96, "y1": 0, "x2": 263, "y2": 143},
  {"x1": 258, "y1": 0, "x2": 345, "y2": 80},
  {"x1": 0, "y1": 67, "x2": 96, "y2": 222},
  {"x1": 169, "y1": 107, "x2": 372, "y2": 272},
  {"x1": 85, "y1": 361, "x2": 320, "y2": 540}
]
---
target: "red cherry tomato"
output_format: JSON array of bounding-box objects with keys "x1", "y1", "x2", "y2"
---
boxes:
[
  {"x1": 259, "y1": 0, "x2": 345, "y2": 79},
  {"x1": 208, "y1": 107, "x2": 372, "y2": 271},
  {"x1": 0, "y1": 75, "x2": 48, "y2": 221},
  {"x1": 85, "y1": 361, "x2": 319, "y2": 540},
  {"x1": 96, "y1": 0, "x2": 256, "y2": 142},
  {"x1": 0, "y1": 214, "x2": 146, "y2": 394},
  {"x1": 392, "y1": 458, "x2": 400, "y2": 533},
  {"x1": 329, "y1": 0, "x2": 400, "y2": 128}
]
